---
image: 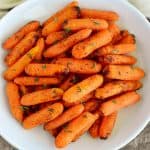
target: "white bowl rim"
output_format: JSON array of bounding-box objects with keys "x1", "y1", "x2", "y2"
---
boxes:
[{"x1": 0, "y1": 0, "x2": 149, "y2": 149}]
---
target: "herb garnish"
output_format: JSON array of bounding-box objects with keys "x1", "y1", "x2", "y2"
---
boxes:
[
  {"x1": 42, "y1": 64, "x2": 47, "y2": 69},
  {"x1": 76, "y1": 86, "x2": 82, "y2": 92},
  {"x1": 27, "y1": 53, "x2": 32, "y2": 59},
  {"x1": 34, "y1": 77, "x2": 39, "y2": 82},
  {"x1": 93, "y1": 21, "x2": 100, "y2": 25}
]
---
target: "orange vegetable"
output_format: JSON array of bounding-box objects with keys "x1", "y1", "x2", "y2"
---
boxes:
[
  {"x1": 99, "y1": 91, "x2": 141, "y2": 116},
  {"x1": 59, "y1": 74, "x2": 79, "y2": 91},
  {"x1": 14, "y1": 77, "x2": 61, "y2": 86},
  {"x1": 89, "y1": 118, "x2": 101, "y2": 138},
  {"x1": 5, "y1": 32, "x2": 39, "y2": 66},
  {"x1": 44, "y1": 104, "x2": 84, "y2": 130},
  {"x1": 81, "y1": 8, "x2": 119, "y2": 21},
  {"x1": 63, "y1": 75, "x2": 103, "y2": 103},
  {"x1": 4, "y1": 45, "x2": 39, "y2": 80},
  {"x1": 25, "y1": 63, "x2": 68, "y2": 76},
  {"x1": 55, "y1": 112, "x2": 98, "y2": 148},
  {"x1": 54, "y1": 58, "x2": 101, "y2": 74},
  {"x1": 6, "y1": 82, "x2": 23, "y2": 122},
  {"x1": 35, "y1": 38, "x2": 45, "y2": 60},
  {"x1": 44, "y1": 29, "x2": 92, "y2": 58},
  {"x1": 99, "y1": 54, "x2": 137, "y2": 65},
  {"x1": 104, "y1": 65, "x2": 145, "y2": 80},
  {"x1": 21, "y1": 88, "x2": 64, "y2": 106},
  {"x1": 46, "y1": 31, "x2": 67, "y2": 45},
  {"x1": 95, "y1": 80, "x2": 142, "y2": 99},
  {"x1": 72, "y1": 30, "x2": 112, "y2": 59},
  {"x1": 23, "y1": 103, "x2": 64, "y2": 129},
  {"x1": 3, "y1": 21, "x2": 40, "y2": 50},
  {"x1": 99, "y1": 112, "x2": 117, "y2": 139},
  {"x1": 63, "y1": 18, "x2": 108, "y2": 31},
  {"x1": 43, "y1": 1, "x2": 79, "y2": 26},
  {"x1": 84, "y1": 99, "x2": 100, "y2": 112},
  {"x1": 95, "y1": 44, "x2": 136, "y2": 56},
  {"x1": 42, "y1": 6, "x2": 80, "y2": 36},
  {"x1": 20, "y1": 85, "x2": 28, "y2": 95}
]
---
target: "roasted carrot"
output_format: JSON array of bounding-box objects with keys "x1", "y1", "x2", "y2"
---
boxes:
[
  {"x1": 119, "y1": 34, "x2": 135, "y2": 44},
  {"x1": 44, "y1": 104, "x2": 84, "y2": 130},
  {"x1": 63, "y1": 18, "x2": 108, "y2": 31},
  {"x1": 43, "y1": 1, "x2": 79, "y2": 26},
  {"x1": 81, "y1": 8, "x2": 119, "y2": 21},
  {"x1": 54, "y1": 58, "x2": 101, "y2": 74},
  {"x1": 95, "y1": 80, "x2": 142, "y2": 99},
  {"x1": 46, "y1": 31, "x2": 67, "y2": 45},
  {"x1": 44, "y1": 29, "x2": 92, "y2": 58},
  {"x1": 23, "y1": 103, "x2": 64, "y2": 129},
  {"x1": 104, "y1": 65, "x2": 145, "y2": 80},
  {"x1": 14, "y1": 77, "x2": 61, "y2": 86},
  {"x1": 21, "y1": 88, "x2": 64, "y2": 106},
  {"x1": 55, "y1": 112, "x2": 98, "y2": 148},
  {"x1": 99, "y1": 91, "x2": 140, "y2": 116},
  {"x1": 72, "y1": 30, "x2": 112, "y2": 59},
  {"x1": 99, "y1": 112, "x2": 117, "y2": 139},
  {"x1": 99, "y1": 54, "x2": 137, "y2": 65},
  {"x1": 35, "y1": 38, "x2": 45, "y2": 60},
  {"x1": 20, "y1": 85, "x2": 28, "y2": 95},
  {"x1": 4, "y1": 45, "x2": 39, "y2": 80},
  {"x1": 3, "y1": 21, "x2": 40, "y2": 50},
  {"x1": 5, "y1": 32, "x2": 39, "y2": 66},
  {"x1": 42, "y1": 6, "x2": 80, "y2": 36},
  {"x1": 84, "y1": 99, "x2": 100, "y2": 112},
  {"x1": 63, "y1": 75, "x2": 103, "y2": 103},
  {"x1": 63, "y1": 92, "x2": 94, "y2": 107},
  {"x1": 6, "y1": 82, "x2": 23, "y2": 122},
  {"x1": 108, "y1": 23, "x2": 120, "y2": 38},
  {"x1": 48, "y1": 128, "x2": 60, "y2": 137},
  {"x1": 89, "y1": 118, "x2": 101, "y2": 138},
  {"x1": 95, "y1": 44, "x2": 136, "y2": 56},
  {"x1": 25, "y1": 63, "x2": 68, "y2": 76},
  {"x1": 60, "y1": 74, "x2": 79, "y2": 91}
]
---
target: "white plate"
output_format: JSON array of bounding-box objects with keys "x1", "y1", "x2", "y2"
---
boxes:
[{"x1": 0, "y1": 0, "x2": 150, "y2": 150}]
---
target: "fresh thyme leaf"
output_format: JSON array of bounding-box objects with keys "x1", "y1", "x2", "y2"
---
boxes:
[
  {"x1": 76, "y1": 86, "x2": 82, "y2": 92},
  {"x1": 27, "y1": 53, "x2": 32, "y2": 59},
  {"x1": 51, "y1": 89, "x2": 58, "y2": 98},
  {"x1": 112, "y1": 100, "x2": 117, "y2": 104},
  {"x1": 48, "y1": 108, "x2": 54, "y2": 113},
  {"x1": 20, "y1": 106, "x2": 29, "y2": 111},
  {"x1": 70, "y1": 75, "x2": 79, "y2": 84},
  {"x1": 93, "y1": 21, "x2": 100, "y2": 25},
  {"x1": 91, "y1": 62, "x2": 96, "y2": 69},
  {"x1": 34, "y1": 77, "x2": 39, "y2": 82},
  {"x1": 64, "y1": 28, "x2": 71, "y2": 34},
  {"x1": 112, "y1": 49, "x2": 119, "y2": 54},
  {"x1": 66, "y1": 62, "x2": 72, "y2": 68},
  {"x1": 42, "y1": 64, "x2": 47, "y2": 69}
]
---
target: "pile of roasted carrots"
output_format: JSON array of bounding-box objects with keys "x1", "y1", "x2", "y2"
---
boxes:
[{"x1": 3, "y1": 1, "x2": 145, "y2": 148}]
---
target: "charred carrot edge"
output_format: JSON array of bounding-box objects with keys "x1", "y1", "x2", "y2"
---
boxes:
[
  {"x1": 6, "y1": 82, "x2": 23, "y2": 122},
  {"x1": 5, "y1": 32, "x2": 39, "y2": 66},
  {"x1": 95, "y1": 44, "x2": 136, "y2": 56},
  {"x1": 3, "y1": 21, "x2": 40, "y2": 50},
  {"x1": 20, "y1": 85, "x2": 28, "y2": 95},
  {"x1": 35, "y1": 38, "x2": 45, "y2": 60},
  {"x1": 59, "y1": 74, "x2": 79, "y2": 91},
  {"x1": 63, "y1": 92, "x2": 94, "y2": 107},
  {"x1": 47, "y1": 128, "x2": 60, "y2": 137},
  {"x1": 55, "y1": 112, "x2": 97, "y2": 148},
  {"x1": 23, "y1": 103, "x2": 64, "y2": 129},
  {"x1": 95, "y1": 80, "x2": 142, "y2": 99},
  {"x1": 21, "y1": 88, "x2": 64, "y2": 106},
  {"x1": 63, "y1": 18, "x2": 108, "y2": 31},
  {"x1": 14, "y1": 77, "x2": 61, "y2": 86},
  {"x1": 80, "y1": 8, "x2": 119, "y2": 21},
  {"x1": 99, "y1": 112, "x2": 117, "y2": 139},
  {"x1": 84, "y1": 99, "x2": 100, "y2": 112},
  {"x1": 72, "y1": 30, "x2": 112, "y2": 59},
  {"x1": 44, "y1": 29, "x2": 92, "y2": 58},
  {"x1": 46, "y1": 31, "x2": 67, "y2": 45},
  {"x1": 42, "y1": 6, "x2": 80, "y2": 36},
  {"x1": 99, "y1": 91, "x2": 141, "y2": 116},
  {"x1": 63, "y1": 75, "x2": 103, "y2": 103},
  {"x1": 89, "y1": 118, "x2": 101, "y2": 138},
  {"x1": 25, "y1": 63, "x2": 68, "y2": 76},
  {"x1": 44, "y1": 104, "x2": 84, "y2": 130},
  {"x1": 99, "y1": 54, "x2": 137, "y2": 65},
  {"x1": 54, "y1": 58, "x2": 101, "y2": 74},
  {"x1": 4, "y1": 45, "x2": 40, "y2": 80},
  {"x1": 104, "y1": 65, "x2": 145, "y2": 80},
  {"x1": 43, "y1": 1, "x2": 79, "y2": 26}
]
